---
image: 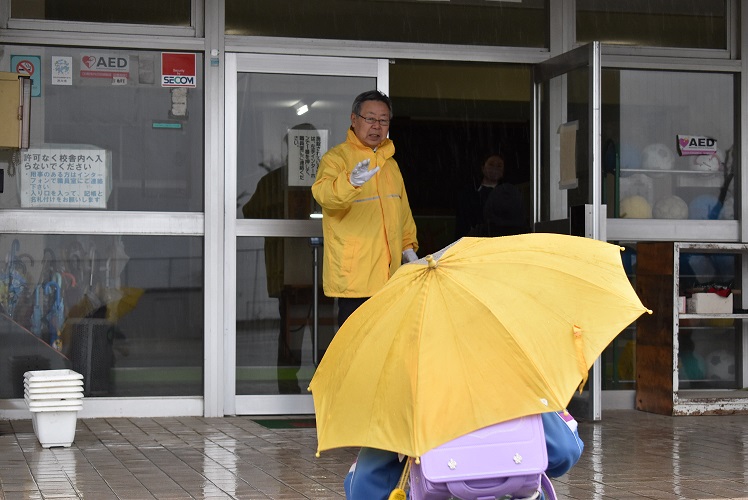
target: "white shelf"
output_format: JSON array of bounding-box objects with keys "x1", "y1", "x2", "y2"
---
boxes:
[
  {"x1": 680, "y1": 314, "x2": 748, "y2": 319},
  {"x1": 619, "y1": 168, "x2": 725, "y2": 187},
  {"x1": 621, "y1": 168, "x2": 723, "y2": 175},
  {"x1": 636, "y1": 241, "x2": 748, "y2": 416}
]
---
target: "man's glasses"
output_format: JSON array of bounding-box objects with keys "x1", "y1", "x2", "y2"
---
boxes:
[{"x1": 356, "y1": 114, "x2": 390, "y2": 127}]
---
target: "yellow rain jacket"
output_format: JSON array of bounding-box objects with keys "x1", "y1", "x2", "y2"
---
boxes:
[{"x1": 312, "y1": 129, "x2": 418, "y2": 298}]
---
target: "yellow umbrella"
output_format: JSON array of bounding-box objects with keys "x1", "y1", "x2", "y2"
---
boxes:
[
  {"x1": 309, "y1": 233, "x2": 651, "y2": 459},
  {"x1": 101, "y1": 286, "x2": 145, "y2": 323}
]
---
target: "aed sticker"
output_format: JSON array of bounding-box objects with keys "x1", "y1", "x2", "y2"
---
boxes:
[
  {"x1": 161, "y1": 52, "x2": 196, "y2": 88},
  {"x1": 676, "y1": 135, "x2": 718, "y2": 156},
  {"x1": 11, "y1": 55, "x2": 41, "y2": 96},
  {"x1": 80, "y1": 53, "x2": 130, "y2": 79}
]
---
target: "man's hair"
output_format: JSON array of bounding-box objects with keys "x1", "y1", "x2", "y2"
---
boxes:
[{"x1": 352, "y1": 90, "x2": 393, "y2": 118}]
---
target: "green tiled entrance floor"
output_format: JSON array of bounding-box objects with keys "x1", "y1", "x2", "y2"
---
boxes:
[{"x1": 1, "y1": 410, "x2": 747, "y2": 499}]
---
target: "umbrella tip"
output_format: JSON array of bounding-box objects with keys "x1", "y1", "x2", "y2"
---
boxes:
[
  {"x1": 315, "y1": 451, "x2": 320, "y2": 458},
  {"x1": 426, "y1": 255, "x2": 437, "y2": 268},
  {"x1": 646, "y1": 308, "x2": 653, "y2": 314}
]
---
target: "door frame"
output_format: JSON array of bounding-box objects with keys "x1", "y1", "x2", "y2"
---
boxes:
[
  {"x1": 223, "y1": 53, "x2": 388, "y2": 415},
  {"x1": 531, "y1": 42, "x2": 605, "y2": 420}
]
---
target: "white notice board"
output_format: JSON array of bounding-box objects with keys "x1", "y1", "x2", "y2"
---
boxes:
[
  {"x1": 19, "y1": 144, "x2": 112, "y2": 208},
  {"x1": 287, "y1": 129, "x2": 328, "y2": 187}
]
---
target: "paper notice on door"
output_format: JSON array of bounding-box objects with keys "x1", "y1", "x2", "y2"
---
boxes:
[
  {"x1": 559, "y1": 120, "x2": 579, "y2": 190},
  {"x1": 18, "y1": 144, "x2": 112, "y2": 208},
  {"x1": 287, "y1": 129, "x2": 328, "y2": 187}
]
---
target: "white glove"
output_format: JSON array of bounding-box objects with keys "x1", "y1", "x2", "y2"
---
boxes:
[
  {"x1": 350, "y1": 159, "x2": 380, "y2": 187},
  {"x1": 402, "y1": 248, "x2": 418, "y2": 264}
]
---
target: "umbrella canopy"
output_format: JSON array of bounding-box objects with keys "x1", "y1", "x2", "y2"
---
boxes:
[
  {"x1": 102, "y1": 286, "x2": 144, "y2": 323},
  {"x1": 309, "y1": 234, "x2": 650, "y2": 459}
]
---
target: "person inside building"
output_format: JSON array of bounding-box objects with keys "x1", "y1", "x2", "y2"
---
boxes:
[
  {"x1": 467, "y1": 181, "x2": 528, "y2": 237},
  {"x1": 243, "y1": 123, "x2": 327, "y2": 394},
  {"x1": 311, "y1": 89, "x2": 419, "y2": 498},
  {"x1": 455, "y1": 152, "x2": 506, "y2": 238}
]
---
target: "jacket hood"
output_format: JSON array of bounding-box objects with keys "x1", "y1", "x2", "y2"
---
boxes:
[{"x1": 346, "y1": 128, "x2": 395, "y2": 159}]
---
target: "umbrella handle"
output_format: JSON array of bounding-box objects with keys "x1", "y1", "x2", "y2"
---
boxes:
[
  {"x1": 387, "y1": 458, "x2": 411, "y2": 500},
  {"x1": 89, "y1": 246, "x2": 97, "y2": 287},
  {"x1": 61, "y1": 272, "x2": 77, "y2": 288},
  {"x1": 573, "y1": 325, "x2": 588, "y2": 392},
  {"x1": 44, "y1": 280, "x2": 61, "y2": 301},
  {"x1": 105, "y1": 258, "x2": 112, "y2": 288}
]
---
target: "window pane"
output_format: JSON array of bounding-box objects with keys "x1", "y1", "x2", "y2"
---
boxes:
[
  {"x1": 11, "y1": 0, "x2": 191, "y2": 26},
  {"x1": 237, "y1": 73, "x2": 375, "y2": 221},
  {"x1": 601, "y1": 245, "x2": 637, "y2": 390},
  {"x1": 603, "y1": 70, "x2": 735, "y2": 221},
  {"x1": 0, "y1": 234, "x2": 204, "y2": 398},
  {"x1": 577, "y1": 0, "x2": 727, "y2": 50},
  {"x1": 0, "y1": 47, "x2": 204, "y2": 211},
  {"x1": 226, "y1": 0, "x2": 546, "y2": 48},
  {"x1": 389, "y1": 60, "x2": 532, "y2": 253},
  {"x1": 236, "y1": 237, "x2": 332, "y2": 395}
]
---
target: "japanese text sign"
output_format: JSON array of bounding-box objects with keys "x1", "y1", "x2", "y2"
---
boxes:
[
  {"x1": 287, "y1": 129, "x2": 328, "y2": 187},
  {"x1": 19, "y1": 144, "x2": 112, "y2": 208}
]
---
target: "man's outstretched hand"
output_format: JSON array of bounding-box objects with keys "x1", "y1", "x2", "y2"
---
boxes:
[{"x1": 350, "y1": 159, "x2": 380, "y2": 187}]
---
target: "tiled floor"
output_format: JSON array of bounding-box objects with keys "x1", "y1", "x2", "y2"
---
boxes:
[{"x1": 0, "y1": 410, "x2": 747, "y2": 499}]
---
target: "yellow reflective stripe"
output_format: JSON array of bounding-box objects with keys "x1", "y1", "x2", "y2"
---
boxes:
[
  {"x1": 353, "y1": 196, "x2": 380, "y2": 203},
  {"x1": 353, "y1": 194, "x2": 401, "y2": 203}
]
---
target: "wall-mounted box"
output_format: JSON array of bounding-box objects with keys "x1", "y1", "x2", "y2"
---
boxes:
[{"x1": 0, "y1": 71, "x2": 31, "y2": 149}]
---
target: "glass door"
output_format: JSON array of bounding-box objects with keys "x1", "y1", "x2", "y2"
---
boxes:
[
  {"x1": 225, "y1": 54, "x2": 385, "y2": 415},
  {"x1": 532, "y1": 42, "x2": 604, "y2": 420}
]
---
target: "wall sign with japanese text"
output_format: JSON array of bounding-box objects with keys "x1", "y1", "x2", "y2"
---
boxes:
[
  {"x1": 287, "y1": 129, "x2": 328, "y2": 187},
  {"x1": 19, "y1": 144, "x2": 112, "y2": 208}
]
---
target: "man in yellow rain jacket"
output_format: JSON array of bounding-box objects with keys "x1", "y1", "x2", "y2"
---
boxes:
[
  {"x1": 312, "y1": 90, "x2": 418, "y2": 326},
  {"x1": 313, "y1": 91, "x2": 418, "y2": 498}
]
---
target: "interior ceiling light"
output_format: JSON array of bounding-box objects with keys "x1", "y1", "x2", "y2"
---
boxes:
[
  {"x1": 408, "y1": 0, "x2": 522, "y2": 3},
  {"x1": 294, "y1": 101, "x2": 309, "y2": 116}
]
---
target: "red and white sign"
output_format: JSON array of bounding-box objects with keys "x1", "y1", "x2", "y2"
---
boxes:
[
  {"x1": 676, "y1": 135, "x2": 718, "y2": 156},
  {"x1": 15, "y1": 59, "x2": 35, "y2": 76},
  {"x1": 79, "y1": 54, "x2": 130, "y2": 79},
  {"x1": 161, "y1": 52, "x2": 196, "y2": 88}
]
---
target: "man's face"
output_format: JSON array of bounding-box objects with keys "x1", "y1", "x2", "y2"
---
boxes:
[
  {"x1": 482, "y1": 155, "x2": 505, "y2": 184},
  {"x1": 350, "y1": 100, "x2": 390, "y2": 148}
]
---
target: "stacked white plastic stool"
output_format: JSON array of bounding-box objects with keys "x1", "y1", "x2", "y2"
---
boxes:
[{"x1": 24, "y1": 369, "x2": 84, "y2": 448}]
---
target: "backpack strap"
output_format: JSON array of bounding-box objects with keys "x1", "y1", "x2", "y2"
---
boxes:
[
  {"x1": 540, "y1": 472, "x2": 558, "y2": 500},
  {"x1": 388, "y1": 457, "x2": 411, "y2": 500}
]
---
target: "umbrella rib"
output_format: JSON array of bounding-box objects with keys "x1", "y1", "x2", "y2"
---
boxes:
[
  {"x1": 435, "y1": 266, "x2": 585, "y2": 407},
  {"x1": 408, "y1": 269, "x2": 433, "y2": 455}
]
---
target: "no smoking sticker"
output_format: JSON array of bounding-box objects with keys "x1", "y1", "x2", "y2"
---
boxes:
[{"x1": 11, "y1": 55, "x2": 41, "y2": 97}]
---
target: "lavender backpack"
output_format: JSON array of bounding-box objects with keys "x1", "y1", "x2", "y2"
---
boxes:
[{"x1": 410, "y1": 414, "x2": 555, "y2": 500}]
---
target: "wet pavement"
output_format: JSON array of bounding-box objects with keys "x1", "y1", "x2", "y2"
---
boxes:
[{"x1": 0, "y1": 410, "x2": 747, "y2": 499}]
